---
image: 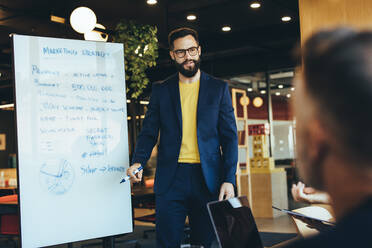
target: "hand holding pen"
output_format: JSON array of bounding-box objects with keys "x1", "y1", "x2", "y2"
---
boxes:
[{"x1": 122, "y1": 163, "x2": 143, "y2": 183}]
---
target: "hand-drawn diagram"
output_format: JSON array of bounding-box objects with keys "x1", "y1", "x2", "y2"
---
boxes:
[{"x1": 39, "y1": 159, "x2": 75, "y2": 195}]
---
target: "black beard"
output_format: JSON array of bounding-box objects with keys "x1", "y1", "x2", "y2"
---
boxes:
[{"x1": 173, "y1": 58, "x2": 201, "y2": 78}]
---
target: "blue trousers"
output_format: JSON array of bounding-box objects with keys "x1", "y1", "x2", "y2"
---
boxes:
[{"x1": 155, "y1": 163, "x2": 218, "y2": 248}]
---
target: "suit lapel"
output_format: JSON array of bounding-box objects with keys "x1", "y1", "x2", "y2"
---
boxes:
[
  {"x1": 197, "y1": 72, "x2": 208, "y2": 127},
  {"x1": 168, "y1": 71, "x2": 208, "y2": 130},
  {"x1": 168, "y1": 74, "x2": 182, "y2": 129}
]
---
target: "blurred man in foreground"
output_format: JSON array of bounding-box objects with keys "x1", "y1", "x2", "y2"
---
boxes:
[{"x1": 286, "y1": 28, "x2": 372, "y2": 247}]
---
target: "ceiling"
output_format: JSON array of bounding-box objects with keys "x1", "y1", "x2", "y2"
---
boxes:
[{"x1": 0, "y1": 0, "x2": 300, "y2": 103}]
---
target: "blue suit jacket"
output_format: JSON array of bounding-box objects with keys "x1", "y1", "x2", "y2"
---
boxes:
[{"x1": 132, "y1": 71, "x2": 238, "y2": 195}]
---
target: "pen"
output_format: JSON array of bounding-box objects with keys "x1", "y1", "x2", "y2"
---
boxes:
[{"x1": 120, "y1": 166, "x2": 143, "y2": 183}]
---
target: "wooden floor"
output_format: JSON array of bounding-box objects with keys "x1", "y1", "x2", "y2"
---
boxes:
[
  {"x1": 133, "y1": 208, "x2": 299, "y2": 247},
  {"x1": 134, "y1": 208, "x2": 297, "y2": 234},
  {"x1": 256, "y1": 215, "x2": 297, "y2": 233},
  {"x1": 31, "y1": 208, "x2": 298, "y2": 248}
]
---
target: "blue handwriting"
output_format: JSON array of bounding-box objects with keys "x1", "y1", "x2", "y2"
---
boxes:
[
  {"x1": 32, "y1": 65, "x2": 59, "y2": 75},
  {"x1": 81, "y1": 50, "x2": 109, "y2": 58}
]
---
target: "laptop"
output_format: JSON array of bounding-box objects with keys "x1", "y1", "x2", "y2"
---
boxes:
[{"x1": 207, "y1": 196, "x2": 263, "y2": 248}]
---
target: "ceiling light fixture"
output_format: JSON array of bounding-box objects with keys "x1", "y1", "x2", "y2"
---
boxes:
[
  {"x1": 147, "y1": 0, "x2": 157, "y2": 5},
  {"x1": 260, "y1": 90, "x2": 266, "y2": 94},
  {"x1": 187, "y1": 14, "x2": 197, "y2": 21},
  {"x1": 250, "y1": 2, "x2": 261, "y2": 9},
  {"x1": 291, "y1": 87, "x2": 295, "y2": 91},
  {"x1": 222, "y1": 26, "x2": 231, "y2": 32},
  {"x1": 253, "y1": 97, "x2": 264, "y2": 108},
  {"x1": 0, "y1": 103, "x2": 14, "y2": 109},
  {"x1": 275, "y1": 92, "x2": 280, "y2": 96},
  {"x1": 70, "y1": 7, "x2": 97, "y2": 34},
  {"x1": 278, "y1": 84, "x2": 284, "y2": 89},
  {"x1": 281, "y1": 16, "x2": 291, "y2": 22},
  {"x1": 270, "y1": 71, "x2": 294, "y2": 79},
  {"x1": 286, "y1": 94, "x2": 291, "y2": 98},
  {"x1": 50, "y1": 15, "x2": 65, "y2": 24},
  {"x1": 247, "y1": 88, "x2": 253, "y2": 92}
]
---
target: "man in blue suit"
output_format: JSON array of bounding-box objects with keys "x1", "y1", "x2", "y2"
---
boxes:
[{"x1": 127, "y1": 27, "x2": 238, "y2": 248}]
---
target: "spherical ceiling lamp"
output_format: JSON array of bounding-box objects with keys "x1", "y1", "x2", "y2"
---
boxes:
[
  {"x1": 84, "y1": 23, "x2": 108, "y2": 42},
  {"x1": 147, "y1": 0, "x2": 157, "y2": 5},
  {"x1": 281, "y1": 16, "x2": 292, "y2": 22},
  {"x1": 187, "y1": 14, "x2": 197, "y2": 21},
  {"x1": 253, "y1": 97, "x2": 263, "y2": 108},
  {"x1": 70, "y1": 7, "x2": 97, "y2": 34},
  {"x1": 222, "y1": 26, "x2": 231, "y2": 32},
  {"x1": 250, "y1": 2, "x2": 261, "y2": 9},
  {"x1": 239, "y1": 96, "x2": 250, "y2": 106}
]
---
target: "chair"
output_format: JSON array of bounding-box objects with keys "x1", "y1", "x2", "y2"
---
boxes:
[
  {"x1": 0, "y1": 194, "x2": 18, "y2": 248},
  {"x1": 134, "y1": 213, "x2": 156, "y2": 239},
  {"x1": 132, "y1": 184, "x2": 157, "y2": 239},
  {"x1": 134, "y1": 212, "x2": 191, "y2": 243}
]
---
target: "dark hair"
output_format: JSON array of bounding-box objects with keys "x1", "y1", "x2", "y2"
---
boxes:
[
  {"x1": 301, "y1": 28, "x2": 372, "y2": 164},
  {"x1": 168, "y1": 27, "x2": 199, "y2": 50}
]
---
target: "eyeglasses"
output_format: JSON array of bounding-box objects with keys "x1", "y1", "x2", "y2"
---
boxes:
[{"x1": 172, "y1": 46, "x2": 199, "y2": 58}]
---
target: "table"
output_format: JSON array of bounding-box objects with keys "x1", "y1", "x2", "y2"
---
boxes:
[
  {"x1": 0, "y1": 201, "x2": 17, "y2": 215},
  {"x1": 132, "y1": 184, "x2": 155, "y2": 209},
  {"x1": 0, "y1": 187, "x2": 17, "y2": 197}
]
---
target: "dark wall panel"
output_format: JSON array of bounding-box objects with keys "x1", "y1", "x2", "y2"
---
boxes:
[{"x1": 0, "y1": 111, "x2": 15, "y2": 168}]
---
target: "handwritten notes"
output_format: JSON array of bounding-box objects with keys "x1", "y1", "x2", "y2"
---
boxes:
[
  {"x1": 13, "y1": 35, "x2": 132, "y2": 247},
  {"x1": 29, "y1": 48, "x2": 126, "y2": 178}
]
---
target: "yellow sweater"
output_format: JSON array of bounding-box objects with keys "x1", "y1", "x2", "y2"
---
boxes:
[{"x1": 178, "y1": 80, "x2": 200, "y2": 163}]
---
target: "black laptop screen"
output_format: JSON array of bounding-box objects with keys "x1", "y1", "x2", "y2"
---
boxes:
[{"x1": 207, "y1": 196, "x2": 263, "y2": 248}]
